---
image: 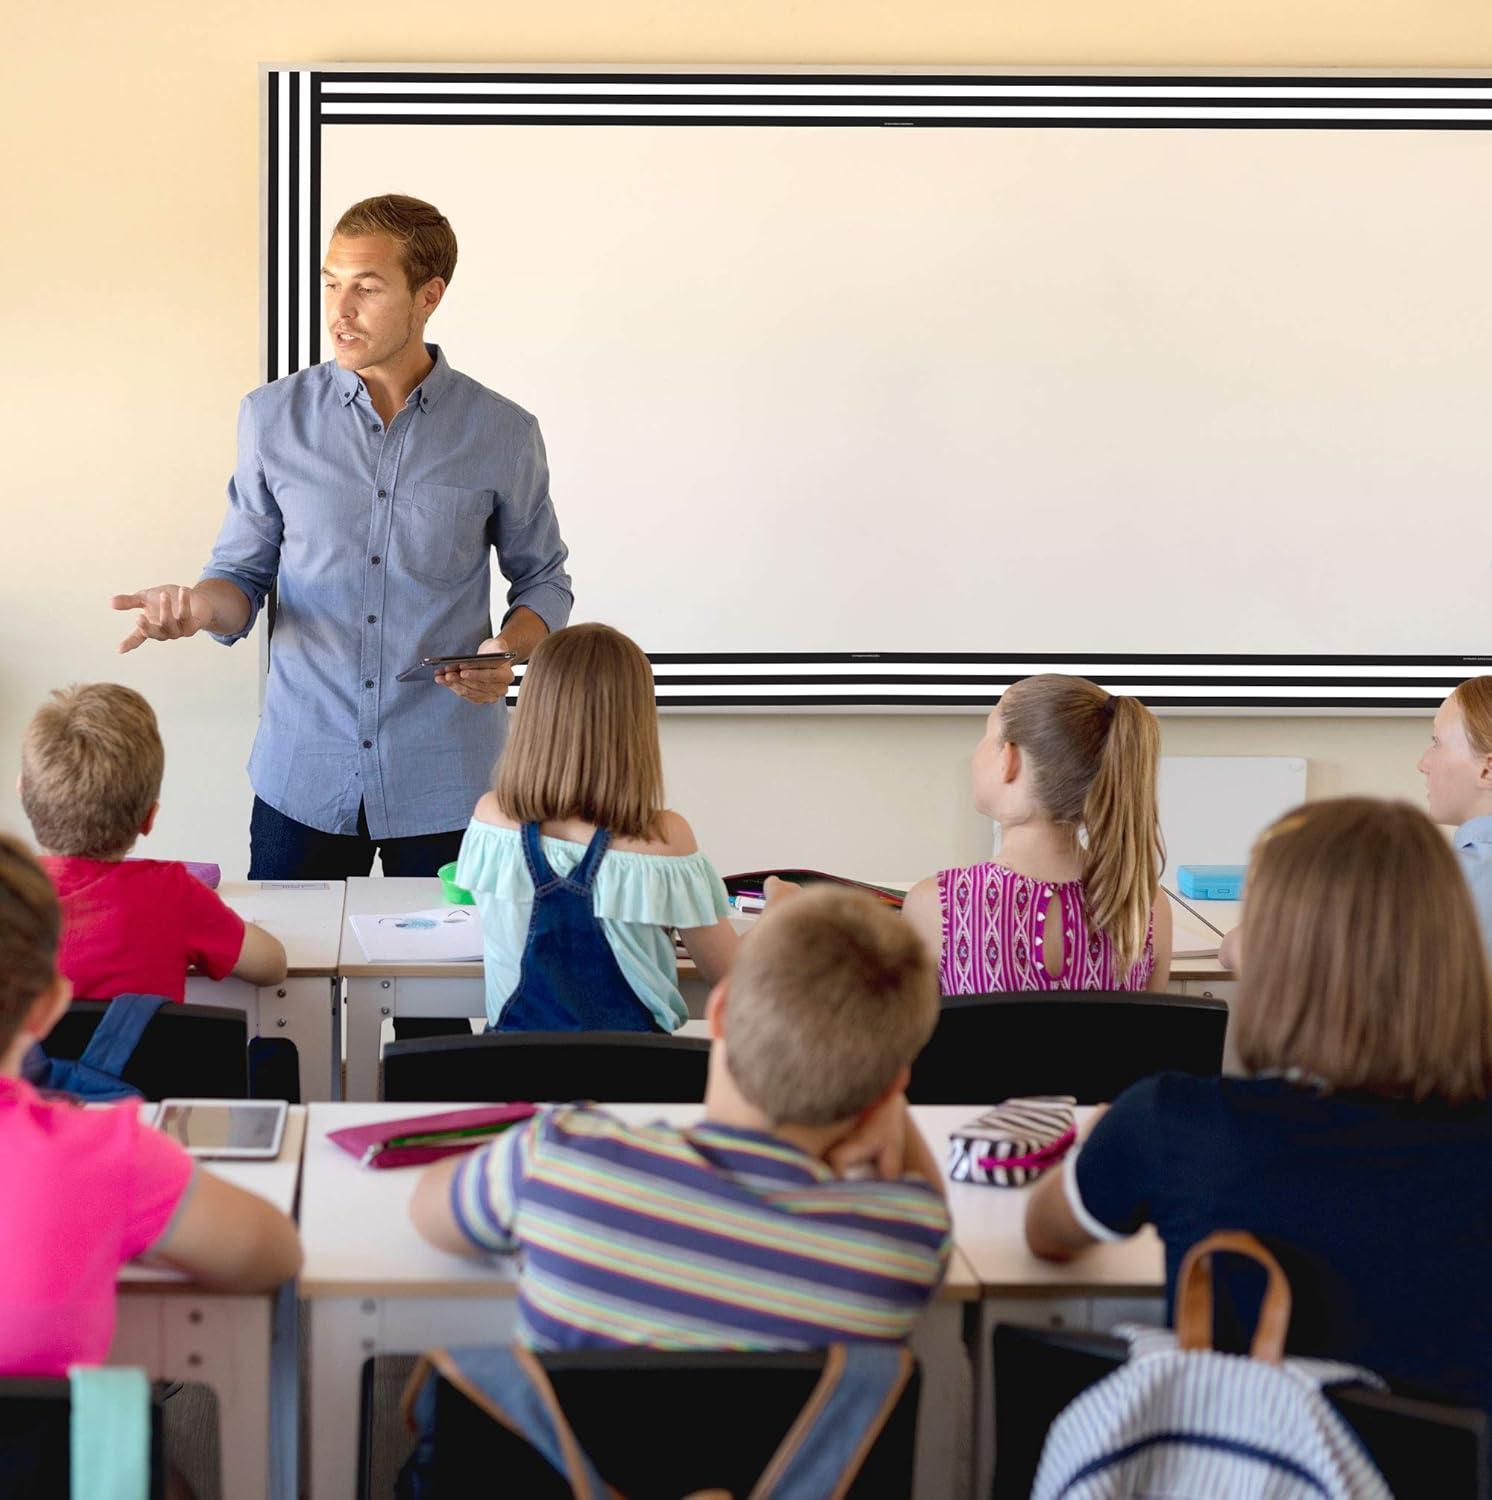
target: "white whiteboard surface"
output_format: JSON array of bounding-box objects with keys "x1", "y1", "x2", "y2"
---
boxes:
[
  {"x1": 1158, "y1": 755, "x2": 1307, "y2": 875},
  {"x1": 267, "y1": 68, "x2": 1492, "y2": 708}
]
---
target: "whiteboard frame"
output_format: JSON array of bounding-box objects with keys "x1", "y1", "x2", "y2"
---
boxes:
[{"x1": 260, "y1": 62, "x2": 1492, "y2": 712}]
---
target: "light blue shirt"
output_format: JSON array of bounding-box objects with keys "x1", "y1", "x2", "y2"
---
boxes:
[
  {"x1": 201, "y1": 346, "x2": 572, "y2": 839},
  {"x1": 1454, "y1": 815, "x2": 1492, "y2": 958},
  {"x1": 455, "y1": 818, "x2": 732, "y2": 1031}
]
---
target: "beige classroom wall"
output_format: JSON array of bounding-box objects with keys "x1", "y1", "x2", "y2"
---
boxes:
[{"x1": 4, "y1": 2, "x2": 1483, "y2": 878}]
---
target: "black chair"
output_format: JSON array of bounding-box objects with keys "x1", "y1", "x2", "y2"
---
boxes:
[
  {"x1": 43, "y1": 1000, "x2": 249, "y2": 1100},
  {"x1": 381, "y1": 1031, "x2": 711, "y2": 1103},
  {"x1": 384, "y1": 1349, "x2": 920, "y2": 1499},
  {"x1": 907, "y1": 991, "x2": 1228, "y2": 1104},
  {"x1": 0, "y1": 1378, "x2": 166, "y2": 1499},
  {"x1": 991, "y1": 1323, "x2": 1488, "y2": 1500}
]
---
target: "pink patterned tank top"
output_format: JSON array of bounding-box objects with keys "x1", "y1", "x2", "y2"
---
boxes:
[{"x1": 936, "y1": 861, "x2": 1155, "y2": 994}]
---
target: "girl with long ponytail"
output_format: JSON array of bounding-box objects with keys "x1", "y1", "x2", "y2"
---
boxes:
[{"x1": 903, "y1": 674, "x2": 1171, "y2": 993}]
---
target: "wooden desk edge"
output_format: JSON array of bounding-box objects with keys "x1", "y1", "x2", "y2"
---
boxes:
[{"x1": 337, "y1": 960, "x2": 485, "y2": 979}]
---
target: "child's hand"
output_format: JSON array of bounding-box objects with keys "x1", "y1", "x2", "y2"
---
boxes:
[
  {"x1": 763, "y1": 876, "x2": 803, "y2": 909},
  {"x1": 826, "y1": 1093, "x2": 912, "y2": 1181}
]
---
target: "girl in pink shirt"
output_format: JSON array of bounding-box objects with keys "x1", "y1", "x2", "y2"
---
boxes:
[
  {"x1": 0, "y1": 835, "x2": 302, "y2": 1377},
  {"x1": 903, "y1": 674, "x2": 1172, "y2": 994}
]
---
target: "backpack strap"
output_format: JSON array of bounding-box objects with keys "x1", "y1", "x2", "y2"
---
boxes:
[
  {"x1": 568, "y1": 828, "x2": 612, "y2": 894},
  {"x1": 401, "y1": 1346, "x2": 620, "y2": 1500},
  {"x1": 748, "y1": 1344, "x2": 915, "y2": 1500},
  {"x1": 1175, "y1": 1230, "x2": 1291, "y2": 1365},
  {"x1": 77, "y1": 995, "x2": 169, "y2": 1080}
]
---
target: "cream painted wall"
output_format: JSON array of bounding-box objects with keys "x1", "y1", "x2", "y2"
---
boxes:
[{"x1": 5, "y1": 2, "x2": 1483, "y2": 879}]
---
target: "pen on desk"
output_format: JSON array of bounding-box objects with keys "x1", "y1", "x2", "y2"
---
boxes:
[{"x1": 1161, "y1": 885, "x2": 1228, "y2": 939}]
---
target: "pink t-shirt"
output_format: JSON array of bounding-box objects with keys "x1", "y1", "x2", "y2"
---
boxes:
[
  {"x1": 0, "y1": 1077, "x2": 195, "y2": 1375},
  {"x1": 42, "y1": 857, "x2": 246, "y2": 1003}
]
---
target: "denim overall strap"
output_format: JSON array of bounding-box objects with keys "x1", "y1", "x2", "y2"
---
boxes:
[
  {"x1": 498, "y1": 826, "x2": 658, "y2": 1033},
  {"x1": 519, "y1": 821, "x2": 561, "y2": 892},
  {"x1": 78, "y1": 995, "x2": 168, "y2": 1077},
  {"x1": 568, "y1": 828, "x2": 612, "y2": 893}
]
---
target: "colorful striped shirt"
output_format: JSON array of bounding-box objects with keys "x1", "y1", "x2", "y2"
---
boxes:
[{"x1": 450, "y1": 1107, "x2": 952, "y2": 1351}]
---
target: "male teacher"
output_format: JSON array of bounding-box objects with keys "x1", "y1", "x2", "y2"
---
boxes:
[{"x1": 112, "y1": 194, "x2": 573, "y2": 881}]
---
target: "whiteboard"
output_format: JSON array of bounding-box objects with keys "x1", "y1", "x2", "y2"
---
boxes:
[
  {"x1": 1157, "y1": 755, "x2": 1307, "y2": 875},
  {"x1": 264, "y1": 68, "x2": 1492, "y2": 709}
]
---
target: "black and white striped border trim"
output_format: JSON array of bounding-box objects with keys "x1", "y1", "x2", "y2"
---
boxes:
[
  {"x1": 495, "y1": 654, "x2": 1488, "y2": 711},
  {"x1": 263, "y1": 68, "x2": 1492, "y2": 710}
]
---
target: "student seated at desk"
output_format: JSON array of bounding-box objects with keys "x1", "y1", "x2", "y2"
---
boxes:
[
  {"x1": 0, "y1": 835, "x2": 301, "y2": 1378},
  {"x1": 1027, "y1": 798, "x2": 1492, "y2": 1423},
  {"x1": 19, "y1": 684, "x2": 286, "y2": 1002},
  {"x1": 1420, "y1": 675, "x2": 1492, "y2": 957},
  {"x1": 901, "y1": 674, "x2": 1172, "y2": 993},
  {"x1": 410, "y1": 887, "x2": 952, "y2": 1348},
  {"x1": 455, "y1": 623, "x2": 737, "y2": 1033}
]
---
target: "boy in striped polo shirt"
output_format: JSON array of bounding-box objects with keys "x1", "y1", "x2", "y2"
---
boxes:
[{"x1": 410, "y1": 886, "x2": 952, "y2": 1349}]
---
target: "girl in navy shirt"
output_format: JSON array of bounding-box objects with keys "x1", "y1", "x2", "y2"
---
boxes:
[{"x1": 1027, "y1": 797, "x2": 1492, "y2": 1418}]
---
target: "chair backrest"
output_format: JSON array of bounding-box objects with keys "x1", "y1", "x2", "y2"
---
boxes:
[
  {"x1": 991, "y1": 1324, "x2": 1488, "y2": 1500},
  {"x1": 0, "y1": 1378, "x2": 165, "y2": 1499},
  {"x1": 43, "y1": 1001, "x2": 249, "y2": 1100},
  {"x1": 907, "y1": 990, "x2": 1228, "y2": 1104},
  {"x1": 393, "y1": 1349, "x2": 919, "y2": 1499},
  {"x1": 381, "y1": 1031, "x2": 712, "y2": 1103}
]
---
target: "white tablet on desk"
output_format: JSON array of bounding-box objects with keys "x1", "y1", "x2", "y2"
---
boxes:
[{"x1": 153, "y1": 1100, "x2": 288, "y2": 1160}]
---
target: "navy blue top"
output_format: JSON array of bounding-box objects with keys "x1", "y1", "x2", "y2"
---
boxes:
[
  {"x1": 1069, "y1": 1072, "x2": 1492, "y2": 1414},
  {"x1": 201, "y1": 345, "x2": 573, "y2": 839}
]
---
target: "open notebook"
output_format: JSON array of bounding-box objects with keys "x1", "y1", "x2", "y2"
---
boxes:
[{"x1": 349, "y1": 907, "x2": 483, "y2": 963}]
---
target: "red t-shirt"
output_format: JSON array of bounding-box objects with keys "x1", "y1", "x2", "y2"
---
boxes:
[{"x1": 41, "y1": 857, "x2": 247, "y2": 1003}]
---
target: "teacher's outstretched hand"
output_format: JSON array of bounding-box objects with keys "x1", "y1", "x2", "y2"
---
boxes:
[{"x1": 111, "y1": 579, "x2": 248, "y2": 654}]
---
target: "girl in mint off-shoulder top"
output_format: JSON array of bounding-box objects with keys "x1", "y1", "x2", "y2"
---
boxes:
[{"x1": 455, "y1": 623, "x2": 738, "y2": 1032}]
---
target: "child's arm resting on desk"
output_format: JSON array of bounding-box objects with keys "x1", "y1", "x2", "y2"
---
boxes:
[
  {"x1": 145, "y1": 1172, "x2": 302, "y2": 1291},
  {"x1": 411, "y1": 1119, "x2": 534, "y2": 1259},
  {"x1": 232, "y1": 922, "x2": 288, "y2": 986}
]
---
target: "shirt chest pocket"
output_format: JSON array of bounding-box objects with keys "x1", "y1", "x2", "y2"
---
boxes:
[{"x1": 398, "y1": 482, "x2": 495, "y2": 586}]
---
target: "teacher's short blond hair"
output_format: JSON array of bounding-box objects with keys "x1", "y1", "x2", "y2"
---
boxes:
[
  {"x1": 20, "y1": 684, "x2": 165, "y2": 859},
  {"x1": 724, "y1": 887, "x2": 940, "y2": 1126},
  {"x1": 1236, "y1": 797, "x2": 1492, "y2": 1104}
]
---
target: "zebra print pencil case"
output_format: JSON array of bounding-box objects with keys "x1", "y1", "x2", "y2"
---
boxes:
[{"x1": 946, "y1": 1096, "x2": 1078, "y2": 1187}]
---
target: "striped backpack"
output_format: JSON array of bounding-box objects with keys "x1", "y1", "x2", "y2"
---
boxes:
[{"x1": 1033, "y1": 1232, "x2": 1392, "y2": 1500}]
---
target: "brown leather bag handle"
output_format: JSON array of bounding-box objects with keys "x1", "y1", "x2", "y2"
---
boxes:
[{"x1": 1174, "y1": 1230, "x2": 1292, "y2": 1365}]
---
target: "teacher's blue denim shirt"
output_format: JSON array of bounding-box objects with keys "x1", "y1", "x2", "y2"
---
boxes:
[
  {"x1": 1454, "y1": 815, "x2": 1492, "y2": 958},
  {"x1": 201, "y1": 345, "x2": 572, "y2": 839}
]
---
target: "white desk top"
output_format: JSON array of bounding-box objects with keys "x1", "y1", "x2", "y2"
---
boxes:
[
  {"x1": 120, "y1": 1106, "x2": 307, "y2": 1290},
  {"x1": 301, "y1": 1102, "x2": 978, "y2": 1301},
  {"x1": 340, "y1": 877, "x2": 484, "y2": 979},
  {"x1": 217, "y1": 881, "x2": 347, "y2": 977},
  {"x1": 916, "y1": 1105, "x2": 1164, "y2": 1297}
]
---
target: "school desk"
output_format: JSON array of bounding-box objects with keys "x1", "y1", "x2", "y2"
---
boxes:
[
  {"x1": 917, "y1": 1103, "x2": 1166, "y2": 1500},
  {"x1": 299, "y1": 1101, "x2": 978, "y2": 1500},
  {"x1": 114, "y1": 1106, "x2": 308, "y2": 1500},
  {"x1": 187, "y1": 881, "x2": 348, "y2": 1101}
]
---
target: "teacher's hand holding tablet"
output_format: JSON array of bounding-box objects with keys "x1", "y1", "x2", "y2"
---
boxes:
[{"x1": 433, "y1": 636, "x2": 516, "y2": 704}]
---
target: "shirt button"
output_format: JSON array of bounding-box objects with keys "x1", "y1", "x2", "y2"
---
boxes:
[
  {"x1": 372, "y1": 424, "x2": 382, "y2": 433},
  {"x1": 364, "y1": 679, "x2": 374, "y2": 689},
  {"x1": 370, "y1": 555, "x2": 381, "y2": 566},
  {"x1": 377, "y1": 489, "x2": 387, "y2": 499},
  {"x1": 362, "y1": 739, "x2": 373, "y2": 749},
  {"x1": 367, "y1": 614, "x2": 377, "y2": 624}
]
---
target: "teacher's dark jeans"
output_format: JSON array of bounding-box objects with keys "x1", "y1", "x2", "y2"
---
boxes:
[
  {"x1": 248, "y1": 797, "x2": 468, "y2": 1039},
  {"x1": 248, "y1": 797, "x2": 464, "y2": 881}
]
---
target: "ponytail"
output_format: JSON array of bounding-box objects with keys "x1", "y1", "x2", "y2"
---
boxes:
[
  {"x1": 1081, "y1": 695, "x2": 1164, "y2": 972},
  {"x1": 997, "y1": 675, "x2": 1164, "y2": 972}
]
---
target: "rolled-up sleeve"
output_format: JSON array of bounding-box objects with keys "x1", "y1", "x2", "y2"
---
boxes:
[
  {"x1": 492, "y1": 418, "x2": 573, "y2": 635},
  {"x1": 200, "y1": 396, "x2": 284, "y2": 645}
]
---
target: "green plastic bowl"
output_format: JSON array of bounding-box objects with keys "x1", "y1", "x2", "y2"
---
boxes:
[{"x1": 438, "y1": 861, "x2": 474, "y2": 905}]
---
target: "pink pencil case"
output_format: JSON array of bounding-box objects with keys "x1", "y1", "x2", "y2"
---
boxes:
[
  {"x1": 947, "y1": 1096, "x2": 1077, "y2": 1187},
  {"x1": 328, "y1": 1104, "x2": 539, "y2": 1169}
]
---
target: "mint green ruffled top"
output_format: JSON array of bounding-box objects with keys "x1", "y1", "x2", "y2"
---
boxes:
[{"x1": 455, "y1": 818, "x2": 732, "y2": 1031}]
